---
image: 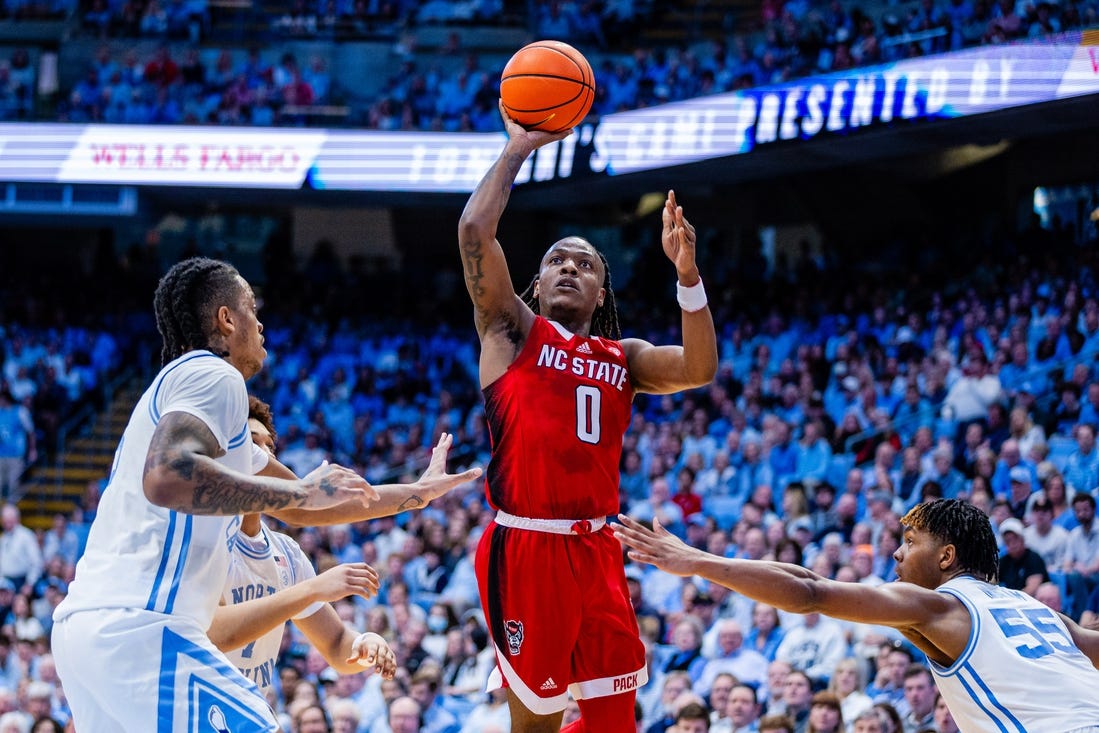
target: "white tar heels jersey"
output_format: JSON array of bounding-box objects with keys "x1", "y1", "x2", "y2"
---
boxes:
[
  {"x1": 931, "y1": 575, "x2": 1099, "y2": 733},
  {"x1": 55, "y1": 351, "x2": 252, "y2": 630},
  {"x1": 221, "y1": 522, "x2": 322, "y2": 694}
]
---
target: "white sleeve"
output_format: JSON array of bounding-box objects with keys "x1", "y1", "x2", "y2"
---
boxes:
[
  {"x1": 251, "y1": 443, "x2": 270, "y2": 474},
  {"x1": 156, "y1": 358, "x2": 248, "y2": 450}
]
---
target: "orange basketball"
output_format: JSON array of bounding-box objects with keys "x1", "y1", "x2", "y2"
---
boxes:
[{"x1": 500, "y1": 40, "x2": 595, "y2": 133}]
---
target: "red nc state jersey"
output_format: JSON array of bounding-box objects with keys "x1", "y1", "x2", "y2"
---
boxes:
[{"x1": 483, "y1": 316, "x2": 634, "y2": 519}]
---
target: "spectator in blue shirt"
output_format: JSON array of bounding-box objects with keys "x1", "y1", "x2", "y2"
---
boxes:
[
  {"x1": 0, "y1": 390, "x2": 34, "y2": 503},
  {"x1": 1063, "y1": 423, "x2": 1099, "y2": 495}
]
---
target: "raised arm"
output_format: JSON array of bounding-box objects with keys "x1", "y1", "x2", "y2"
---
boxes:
[
  {"x1": 622, "y1": 191, "x2": 718, "y2": 394},
  {"x1": 267, "y1": 432, "x2": 481, "y2": 526},
  {"x1": 143, "y1": 411, "x2": 372, "y2": 515},
  {"x1": 458, "y1": 103, "x2": 571, "y2": 347}
]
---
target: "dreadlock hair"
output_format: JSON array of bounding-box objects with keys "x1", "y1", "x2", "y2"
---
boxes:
[
  {"x1": 153, "y1": 257, "x2": 244, "y2": 366},
  {"x1": 518, "y1": 245, "x2": 621, "y2": 340},
  {"x1": 247, "y1": 395, "x2": 277, "y2": 449},
  {"x1": 900, "y1": 498, "x2": 999, "y2": 583}
]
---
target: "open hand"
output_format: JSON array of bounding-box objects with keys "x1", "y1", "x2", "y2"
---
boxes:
[
  {"x1": 613, "y1": 514, "x2": 703, "y2": 577},
  {"x1": 307, "y1": 562, "x2": 380, "y2": 602},
  {"x1": 499, "y1": 99, "x2": 574, "y2": 154},
  {"x1": 347, "y1": 632, "x2": 397, "y2": 679},
  {"x1": 661, "y1": 190, "x2": 699, "y2": 282},
  {"x1": 416, "y1": 432, "x2": 483, "y2": 504}
]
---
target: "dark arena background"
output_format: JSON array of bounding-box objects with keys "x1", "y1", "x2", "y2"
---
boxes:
[{"x1": 0, "y1": 2, "x2": 1098, "y2": 730}]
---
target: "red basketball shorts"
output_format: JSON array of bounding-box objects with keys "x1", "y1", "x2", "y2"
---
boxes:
[{"x1": 475, "y1": 519, "x2": 647, "y2": 715}]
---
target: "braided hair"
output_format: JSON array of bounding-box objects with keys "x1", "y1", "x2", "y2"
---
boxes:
[
  {"x1": 518, "y1": 244, "x2": 622, "y2": 340},
  {"x1": 153, "y1": 257, "x2": 244, "y2": 366},
  {"x1": 900, "y1": 499, "x2": 1000, "y2": 582}
]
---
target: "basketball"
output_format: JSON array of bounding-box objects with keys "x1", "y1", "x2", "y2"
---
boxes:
[{"x1": 500, "y1": 40, "x2": 595, "y2": 133}]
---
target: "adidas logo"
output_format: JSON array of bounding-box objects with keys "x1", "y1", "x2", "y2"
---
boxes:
[
  {"x1": 576, "y1": 342, "x2": 592, "y2": 354},
  {"x1": 540, "y1": 677, "x2": 557, "y2": 691}
]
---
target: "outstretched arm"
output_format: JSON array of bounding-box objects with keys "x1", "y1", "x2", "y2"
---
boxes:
[
  {"x1": 622, "y1": 191, "x2": 717, "y2": 394},
  {"x1": 267, "y1": 432, "x2": 482, "y2": 526},
  {"x1": 459, "y1": 103, "x2": 573, "y2": 387},
  {"x1": 613, "y1": 515, "x2": 955, "y2": 627},
  {"x1": 143, "y1": 411, "x2": 373, "y2": 515}
]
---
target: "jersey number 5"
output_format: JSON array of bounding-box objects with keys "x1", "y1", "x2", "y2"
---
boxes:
[
  {"x1": 989, "y1": 606, "x2": 1075, "y2": 659},
  {"x1": 576, "y1": 386, "x2": 602, "y2": 444}
]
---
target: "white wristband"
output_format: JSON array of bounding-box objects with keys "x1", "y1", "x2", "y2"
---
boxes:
[{"x1": 677, "y1": 278, "x2": 708, "y2": 312}]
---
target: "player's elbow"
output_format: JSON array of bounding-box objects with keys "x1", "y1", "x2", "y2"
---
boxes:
[
  {"x1": 143, "y1": 465, "x2": 180, "y2": 508},
  {"x1": 204, "y1": 625, "x2": 236, "y2": 653},
  {"x1": 458, "y1": 214, "x2": 494, "y2": 245},
  {"x1": 690, "y1": 361, "x2": 718, "y2": 388},
  {"x1": 679, "y1": 360, "x2": 717, "y2": 391},
  {"x1": 787, "y1": 578, "x2": 829, "y2": 615}
]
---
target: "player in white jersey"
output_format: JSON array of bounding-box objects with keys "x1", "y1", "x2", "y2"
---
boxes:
[
  {"x1": 213, "y1": 516, "x2": 396, "y2": 698},
  {"x1": 615, "y1": 499, "x2": 1099, "y2": 733},
  {"x1": 207, "y1": 396, "x2": 397, "y2": 699},
  {"x1": 50, "y1": 258, "x2": 480, "y2": 733}
]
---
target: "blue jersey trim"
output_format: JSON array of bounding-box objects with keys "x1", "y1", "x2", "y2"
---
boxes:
[
  {"x1": 162, "y1": 514, "x2": 193, "y2": 615},
  {"x1": 956, "y1": 668, "x2": 1011, "y2": 733},
  {"x1": 227, "y1": 423, "x2": 249, "y2": 450},
  {"x1": 151, "y1": 351, "x2": 219, "y2": 423},
  {"x1": 146, "y1": 510, "x2": 178, "y2": 611},
  {"x1": 965, "y1": 662, "x2": 1027, "y2": 732},
  {"x1": 233, "y1": 534, "x2": 273, "y2": 560},
  {"x1": 157, "y1": 626, "x2": 275, "y2": 733},
  {"x1": 929, "y1": 584, "x2": 980, "y2": 676}
]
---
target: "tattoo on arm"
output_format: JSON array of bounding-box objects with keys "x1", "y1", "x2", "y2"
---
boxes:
[
  {"x1": 397, "y1": 495, "x2": 424, "y2": 511},
  {"x1": 461, "y1": 240, "x2": 487, "y2": 305},
  {"x1": 144, "y1": 412, "x2": 223, "y2": 477},
  {"x1": 145, "y1": 411, "x2": 303, "y2": 515},
  {"x1": 187, "y1": 470, "x2": 301, "y2": 515}
]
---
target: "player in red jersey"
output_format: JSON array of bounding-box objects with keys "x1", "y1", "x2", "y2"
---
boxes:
[{"x1": 457, "y1": 103, "x2": 718, "y2": 733}]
